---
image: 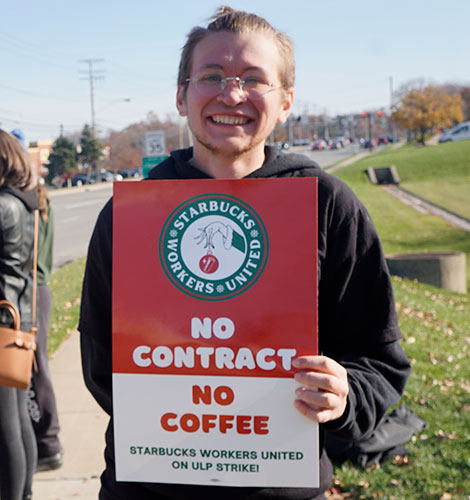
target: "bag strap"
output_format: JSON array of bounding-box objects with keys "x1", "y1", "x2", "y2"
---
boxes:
[
  {"x1": 31, "y1": 209, "x2": 39, "y2": 329},
  {"x1": 0, "y1": 300, "x2": 20, "y2": 329}
]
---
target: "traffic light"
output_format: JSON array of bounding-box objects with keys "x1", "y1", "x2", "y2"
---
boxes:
[
  {"x1": 377, "y1": 110, "x2": 383, "y2": 117},
  {"x1": 361, "y1": 112, "x2": 368, "y2": 117}
]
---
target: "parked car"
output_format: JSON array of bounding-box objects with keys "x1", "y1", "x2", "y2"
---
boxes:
[
  {"x1": 118, "y1": 167, "x2": 141, "y2": 179},
  {"x1": 90, "y1": 171, "x2": 122, "y2": 182},
  {"x1": 293, "y1": 139, "x2": 311, "y2": 146},
  {"x1": 363, "y1": 139, "x2": 376, "y2": 149},
  {"x1": 329, "y1": 139, "x2": 343, "y2": 150},
  {"x1": 61, "y1": 174, "x2": 90, "y2": 188},
  {"x1": 438, "y1": 121, "x2": 470, "y2": 143},
  {"x1": 312, "y1": 139, "x2": 327, "y2": 151}
]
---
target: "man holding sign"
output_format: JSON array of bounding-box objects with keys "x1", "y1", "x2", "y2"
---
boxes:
[{"x1": 79, "y1": 6, "x2": 410, "y2": 500}]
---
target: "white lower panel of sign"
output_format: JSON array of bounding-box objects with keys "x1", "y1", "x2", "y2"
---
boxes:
[{"x1": 113, "y1": 373, "x2": 319, "y2": 487}]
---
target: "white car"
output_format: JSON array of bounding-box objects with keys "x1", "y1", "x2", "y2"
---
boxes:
[{"x1": 439, "y1": 121, "x2": 470, "y2": 143}]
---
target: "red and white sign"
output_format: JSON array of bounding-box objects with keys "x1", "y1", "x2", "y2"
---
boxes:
[{"x1": 112, "y1": 177, "x2": 319, "y2": 487}]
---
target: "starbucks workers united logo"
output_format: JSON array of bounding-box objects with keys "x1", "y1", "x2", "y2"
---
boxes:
[{"x1": 159, "y1": 194, "x2": 269, "y2": 301}]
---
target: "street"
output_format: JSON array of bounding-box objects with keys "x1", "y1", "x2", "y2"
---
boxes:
[
  {"x1": 49, "y1": 184, "x2": 112, "y2": 270},
  {"x1": 292, "y1": 143, "x2": 362, "y2": 168}
]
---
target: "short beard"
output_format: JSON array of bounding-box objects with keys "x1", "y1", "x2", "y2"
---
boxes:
[{"x1": 191, "y1": 131, "x2": 264, "y2": 159}]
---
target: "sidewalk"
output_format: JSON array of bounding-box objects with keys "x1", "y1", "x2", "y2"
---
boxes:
[{"x1": 32, "y1": 331, "x2": 108, "y2": 500}]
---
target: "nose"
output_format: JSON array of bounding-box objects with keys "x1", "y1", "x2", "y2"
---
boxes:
[{"x1": 217, "y1": 79, "x2": 246, "y2": 105}]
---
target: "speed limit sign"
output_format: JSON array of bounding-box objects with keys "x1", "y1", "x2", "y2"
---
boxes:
[{"x1": 145, "y1": 131, "x2": 166, "y2": 156}]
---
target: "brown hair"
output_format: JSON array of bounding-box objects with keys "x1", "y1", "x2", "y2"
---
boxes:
[
  {"x1": 177, "y1": 6, "x2": 295, "y2": 91},
  {"x1": 0, "y1": 129, "x2": 36, "y2": 190},
  {"x1": 37, "y1": 183, "x2": 50, "y2": 222}
]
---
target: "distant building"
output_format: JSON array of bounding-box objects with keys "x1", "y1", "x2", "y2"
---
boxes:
[{"x1": 28, "y1": 140, "x2": 53, "y2": 176}]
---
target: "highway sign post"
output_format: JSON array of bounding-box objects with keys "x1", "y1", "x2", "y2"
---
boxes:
[
  {"x1": 142, "y1": 155, "x2": 168, "y2": 178},
  {"x1": 145, "y1": 130, "x2": 166, "y2": 156}
]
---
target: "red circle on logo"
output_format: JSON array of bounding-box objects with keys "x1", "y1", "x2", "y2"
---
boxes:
[{"x1": 199, "y1": 254, "x2": 219, "y2": 274}]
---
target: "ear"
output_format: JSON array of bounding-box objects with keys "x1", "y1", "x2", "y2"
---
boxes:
[
  {"x1": 277, "y1": 88, "x2": 294, "y2": 124},
  {"x1": 176, "y1": 86, "x2": 187, "y2": 117}
]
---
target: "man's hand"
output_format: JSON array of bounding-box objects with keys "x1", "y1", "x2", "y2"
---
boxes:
[{"x1": 292, "y1": 356, "x2": 349, "y2": 423}]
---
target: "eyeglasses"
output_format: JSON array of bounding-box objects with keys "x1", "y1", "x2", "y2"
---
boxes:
[{"x1": 185, "y1": 74, "x2": 281, "y2": 100}]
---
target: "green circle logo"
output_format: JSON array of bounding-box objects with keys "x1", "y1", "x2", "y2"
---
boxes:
[{"x1": 159, "y1": 193, "x2": 269, "y2": 301}]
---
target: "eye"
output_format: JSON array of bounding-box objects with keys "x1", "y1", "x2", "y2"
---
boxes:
[
  {"x1": 199, "y1": 74, "x2": 223, "y2": 86},
  {"x1": 243, "y1": 76, "x2": 266, "y2": 88}
]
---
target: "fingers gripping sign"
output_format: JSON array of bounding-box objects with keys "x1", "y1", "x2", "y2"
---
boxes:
[{"x1": 292, "y1": 356, "x2": 349, "y2": 424}]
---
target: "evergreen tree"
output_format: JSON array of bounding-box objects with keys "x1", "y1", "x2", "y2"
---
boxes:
[
  {"x1": 47, "y1": 136, "x2": 77, "y2": 183},
  {"x1": 79, "y1": 124, "x2": 103, "y2": 174}
]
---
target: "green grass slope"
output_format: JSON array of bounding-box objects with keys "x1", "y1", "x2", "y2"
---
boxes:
[
  {"x1": 334, "y1": 146, "x2": 470, "y2": 289},
  {"x1": 352, "y1": 141, "x2": 470, "y2": 219}
]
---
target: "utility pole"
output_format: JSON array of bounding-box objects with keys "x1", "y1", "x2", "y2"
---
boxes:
[
  {"x1": 389, "y1": 76, "x2": 395, "y2": 141},
  {"x1": 79, "y1": 58, "x2": 105, "y2": 181},
  {"x1": 79, "y1": 58, "x2": 105, "y2": 137}
]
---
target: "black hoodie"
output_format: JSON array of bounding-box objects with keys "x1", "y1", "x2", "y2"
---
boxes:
[{"x1": 79, "y1": 146, "x2": 410, "y2": 500}]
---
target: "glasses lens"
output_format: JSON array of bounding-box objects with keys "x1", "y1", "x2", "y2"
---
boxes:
[
  {"x1": 193, "y1": 74, "x2": 223, "y2": 96},
  {"x1": 191, "y1": 75, "x2": 279, "y2": 100}
]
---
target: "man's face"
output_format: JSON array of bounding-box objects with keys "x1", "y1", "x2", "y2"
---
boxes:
[{"x1": 177, "y1": 31, "x2": 293, "y2": 159}]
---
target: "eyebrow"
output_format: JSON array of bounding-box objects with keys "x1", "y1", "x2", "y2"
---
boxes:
[
  {"x1": 197, "y1": 64, "x2": 266, "y2": 73},
  {"x1": 198, "y1": 64, "x2": 224, "y2": 71}
]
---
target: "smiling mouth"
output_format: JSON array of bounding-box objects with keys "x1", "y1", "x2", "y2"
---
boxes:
[{"x1": 210, "y1": 115, "x2": 250, "y2": 125}]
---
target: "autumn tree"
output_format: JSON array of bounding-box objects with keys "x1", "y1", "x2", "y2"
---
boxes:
[
  {"x1": 443, "y1": 84, "x2": 470, "y2": 121},
  {"x1": 392, "y1": 84, "x2": 464, "y2": 144},
  {"x1": 103, "y1": 130, "x2": 142, "y2": 172},
  {"x1": 101, "y1": 113, "x2": 189, "y2": 172},
  {"x1": 460, "y1": 87, "x2": 470, "y2": 120},
  {"x1": 46, "y1": 136, "x2": 77, "y2": 182}
]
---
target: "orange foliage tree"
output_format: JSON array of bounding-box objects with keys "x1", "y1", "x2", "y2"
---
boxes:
[
  {"x1": 392, "y1": 85, "x2": 464, "y2": 144},
  {"x1": 102, "y1": 113, "x2": 188, "y2": 172}
]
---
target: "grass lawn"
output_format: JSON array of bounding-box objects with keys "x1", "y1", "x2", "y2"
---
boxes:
[
  {"x1": 330, "y1": 276, "x2": 470, "y2": 499},
  {"x1": 347, "y1": 141, "x2": 470, "y2": 220},
  {"x1": 332, "y1": 147, "x2": 470, "y2": 289},
  {"x1": 48, "y1": 257, "x2": 85, "y2": 355}
]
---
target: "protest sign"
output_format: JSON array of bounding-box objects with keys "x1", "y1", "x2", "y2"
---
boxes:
[{"x1": 112, "y1": 177, "x2": 319, "y2": 487}]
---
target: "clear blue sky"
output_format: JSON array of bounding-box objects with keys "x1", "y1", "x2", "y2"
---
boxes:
[{"x1": 1, "y1": 0, "x2": 469, "y2": 142}]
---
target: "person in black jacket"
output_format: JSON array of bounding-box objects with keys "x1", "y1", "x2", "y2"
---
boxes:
[
  {"x1": 0, "y1": 129, "x2": 38, "y2": 500},
  {"x1": 10, "y1": 128, "x2": 63, "y2": 472},
  {"x1": 79, "y1": 6, "x2": 411, "y2": 500}
]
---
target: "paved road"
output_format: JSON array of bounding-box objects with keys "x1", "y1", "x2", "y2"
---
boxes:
[
  {"x1": 49, "y1": 184, "x2": 113, "y2": 270},
  {"x1": 290, "y1": 143, "x2": 362, "y2": 168}
]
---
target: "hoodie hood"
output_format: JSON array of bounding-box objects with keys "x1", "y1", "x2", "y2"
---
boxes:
[
  {"x1": 246, "y1": 146, "x2": 321, "y2": 178},
  {"x1": 0, "y1": 185, "x2": 39, "y2": 211},
  {"x1": 149, "y1": 145, "x2": 321, "y2": 180}
]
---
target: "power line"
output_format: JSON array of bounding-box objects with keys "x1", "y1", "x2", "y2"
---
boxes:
[{"x1": 0, "y1": 82, "x2": 82, "y2": 101}]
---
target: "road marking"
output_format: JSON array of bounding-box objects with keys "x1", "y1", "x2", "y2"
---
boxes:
[
  {"x1": 59, "y1": 217, "x2": 80, "y2": 224},
  {"x1": 64, "y1": 200, "x2": 107, "y2": 210}
]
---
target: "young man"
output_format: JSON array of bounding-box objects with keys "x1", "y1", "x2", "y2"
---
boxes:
[{"x1": 79, "y1": 7, "x2": 410, "y2": 500}]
